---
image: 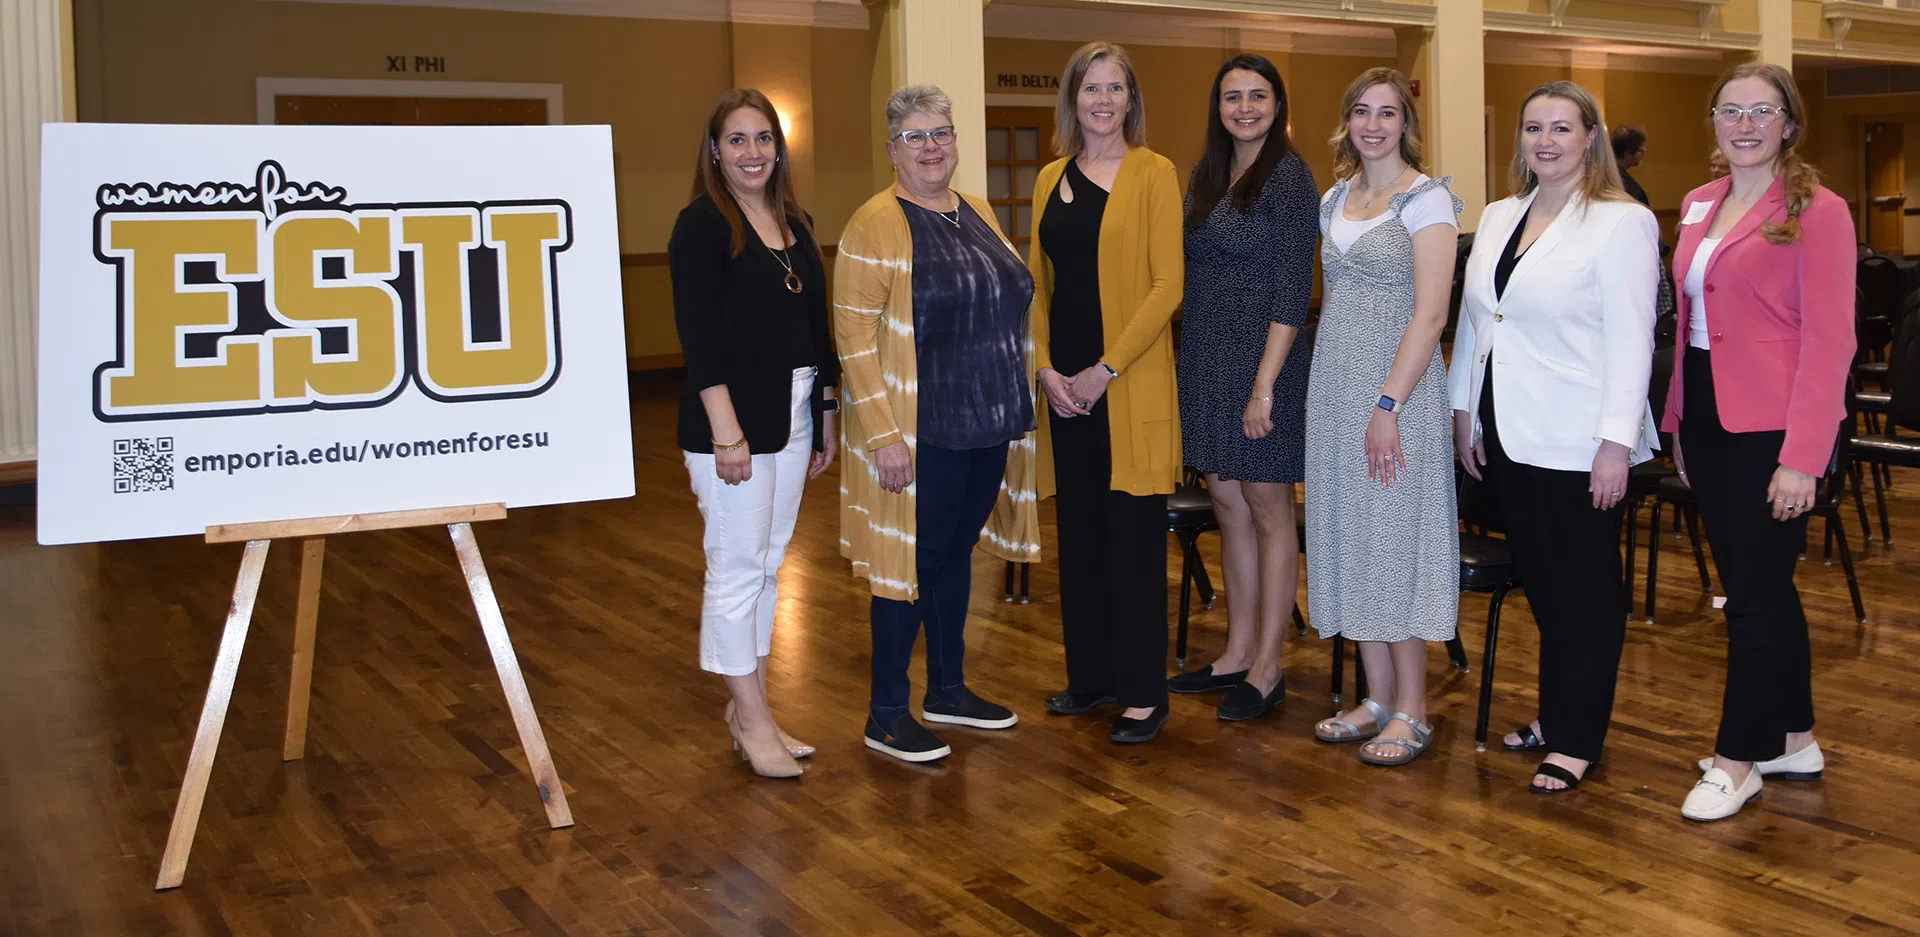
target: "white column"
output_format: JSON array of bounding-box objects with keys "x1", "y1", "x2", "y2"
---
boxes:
[
  {"x1": 1429, "y1": 0, "x2": 1487, "y2": 229},
  {"x1": 0, "y1": 0, "x2": 74, "y2": 475},
  {"x1": 871, "y1": 0, "x2": 988, "y2": 198},
  {"x1": 1758, "y1": 0, "x2": 1793, "y2": 70}
]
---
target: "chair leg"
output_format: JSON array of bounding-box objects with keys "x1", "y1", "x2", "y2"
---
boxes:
[
  {"x1": 1292, "y1": 605, "x2": 1307, "y2": 636},
  {"x1": 1831, "y1": 511, "x2": 1867, "y2": 623},
  {"x1": 1475, "y1": 584, "x2": 1509, "y2": 751},
  {"x1": 1331, "y1": 634, "x2": 1345, "y2": 704},
  {"x1": 1445, "y1": 635, "x2": 1469, "y2": 672},
  {"x1": 1003, "y1": 561, "x2": 1015, "y2": 602},
  {"x1": 1645, "y1": 500, "x2": 1664, "y2": 623},
  {"x1": 1192, "y1": 541, "x2": 1216, "y2": 610},
  {"x1": 1872, "y1": 459, "x2": 1892, "y2": 547},
  {"x1": 1175, "y1": 532, "x2": 1195, "y2": 670},
  {"x1": 1851, "y1": 460, "x2": 1874, "y2": 554},
  {"x1": 1682, "y1": 507, "x2": 1710, "y2": 591},
  {"x1": 1621, "y1": 497, "x2": 1639, "y2": 617},
  {"x1": 1018, "y1": 562, "x2": 1031, "y2": 604}
]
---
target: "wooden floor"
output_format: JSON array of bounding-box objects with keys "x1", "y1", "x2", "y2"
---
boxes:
[{"x1": 4, "y1": 371, "x2": 1918, "y2": 937}]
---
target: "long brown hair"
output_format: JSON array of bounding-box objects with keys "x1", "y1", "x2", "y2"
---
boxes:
[
  {"x1": 1329, "y1": 68, "x2": 1424, "y2": 181},
  {"x1": 1507, "y1": 81, "x2": 1629, "y2": 207},
  {"x1": 689, "y1": 88, "x2": 815, "y2": 258},
  {"x1": 1053, "y1": 42, "x2": 1147, "y2": 157},
  {"x1": 1707, "y1": 62, "x2": 1819, "y2": 245},
  {"x1": 1186, "y1": 53, "x2": 1293, "y2": 229}
]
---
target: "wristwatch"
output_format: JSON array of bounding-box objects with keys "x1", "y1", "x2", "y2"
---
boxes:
[
  {"x1": 1377, "y1": 395, "x2": 1399, "y2": 414},
  {"x1": 819, "y1": 397, "x2": 839, "y2": 412},
  {"x1": 1100, "y1": 362, "x2": 1119, "y2": 377}
]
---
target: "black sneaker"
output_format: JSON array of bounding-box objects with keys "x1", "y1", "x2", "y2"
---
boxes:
[
  {"x1": 1168, "y1": 663, "x2": 1249, "y2": 694},
  {"x1": 922, "y1": 688, "x2": 1019, "y2": 729},
  {"x1": 864, "y1": 714, "x2": 951, "y2": 763},
  {"x1": 1216, "y1": 677, "x2": 1286, "y2": 722}
]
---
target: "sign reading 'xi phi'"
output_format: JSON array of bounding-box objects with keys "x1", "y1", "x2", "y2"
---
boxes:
[{"x1": 38, "y1": 124, "x2": 636, "y2": 545}]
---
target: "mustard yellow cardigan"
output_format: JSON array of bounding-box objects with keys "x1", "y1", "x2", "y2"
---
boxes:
[
  {"x1": 1028, "y1": 147, "x2": 1184, "y2": 498},
  {"x1": 831, "y1": 188, "x2": 1042, "y2": 602}
]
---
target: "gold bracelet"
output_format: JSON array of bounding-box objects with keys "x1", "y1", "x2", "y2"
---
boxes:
[
  {"x1": 713, "y1": 436, "x2": 748, "y2": 452},
  {"x1": 1251, "y1": 395, "x2": 1273, "y2": 402}
]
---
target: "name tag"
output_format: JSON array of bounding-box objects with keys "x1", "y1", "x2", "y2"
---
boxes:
[{"x1": 1682, "y1": 201, "x2": 1714, "y2": 225}]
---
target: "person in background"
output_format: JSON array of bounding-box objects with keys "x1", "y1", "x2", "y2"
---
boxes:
[
  {"x1": 1029, "y1": 41, "x2": 1185, "y2": 744},
  {"x1": 832, "y1": 84, "x2": 1041, "y2": 764},
  {"x1": 1166, "y1": 53, "x2": 1318, "y2": 723},
  {"x1": 1452, "y1": 81, "x2": 1661, "y2": 793},
  {"x1": 1612, "y1": 124, "x2": 1651, "y2": 207},
  {"x1": 668, "y1": 88, "x2": 839, "y2": 780},
  {"x1": 1304, "y1": 68, "x2": 1461, "y2": 767},
  {"x1": 1666, "y1": 62, "x2": 1855, "y2": 822}
]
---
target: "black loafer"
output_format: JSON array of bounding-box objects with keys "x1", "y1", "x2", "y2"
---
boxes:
[
  {"x1": 1109, "y1": 703, "x2": 1171, "y2": 744},
  {"x1": 1168, "y1": 664, "x2": 1249, "y2": 694},
  {"x1": 1216, "y1": 677, "x2": 1286, "y2": 722},
  {"x1": 1045, "y1": 690, "x2": 1118, "y2": 715}
]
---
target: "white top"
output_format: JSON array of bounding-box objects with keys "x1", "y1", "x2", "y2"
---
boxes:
[
  {"x1": 1323, "y1": 173, "x2": 1459, "y2": 252},
  {"x1": 1683, "y1": 236, "x2": 1722, "y2": 349}
]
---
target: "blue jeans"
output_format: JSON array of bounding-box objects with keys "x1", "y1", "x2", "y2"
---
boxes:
[{"x1": 868, "y1": 442, "x2": 1010, "y2": 727}]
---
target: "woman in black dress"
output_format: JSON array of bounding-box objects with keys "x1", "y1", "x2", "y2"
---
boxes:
[{"x1": 1167, "y1": 54, "x2": 1318, "y2": 722}]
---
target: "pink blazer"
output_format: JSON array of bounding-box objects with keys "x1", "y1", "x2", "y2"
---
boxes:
[{"x1": 1660, "y1": 175, "x2": 1856, "y2": 477}]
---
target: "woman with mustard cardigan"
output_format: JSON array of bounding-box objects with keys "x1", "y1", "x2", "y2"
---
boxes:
[
  {"x1": 833, "y1": 86, "x2": 1043, "y2": 763},
  {"x1": 1030, "y1": 42, "x2": 1185, "y2": 744}
]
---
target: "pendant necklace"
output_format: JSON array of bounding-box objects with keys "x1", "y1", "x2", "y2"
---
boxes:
[{"x1": 768, "y1": 245, "x2": 802, "y2": 294}]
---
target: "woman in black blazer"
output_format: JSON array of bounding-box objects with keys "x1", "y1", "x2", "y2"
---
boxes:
[{"x1": 668, "y1": 88, "x2": 839, "y2": 779}]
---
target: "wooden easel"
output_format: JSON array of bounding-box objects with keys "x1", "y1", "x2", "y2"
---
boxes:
[{"x1": 153, "y1": 503, "x2": 573, "y2": 891}]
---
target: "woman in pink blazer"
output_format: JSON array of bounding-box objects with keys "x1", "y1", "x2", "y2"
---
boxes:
[{"x1": 1663, "y1": 63, "x2": 1855, "y2": 822}]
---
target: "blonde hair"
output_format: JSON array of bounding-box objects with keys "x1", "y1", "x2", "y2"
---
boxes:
[
  {"x1": 1329, "y1": 68, "x2": 1424, "y2": 180},
  {"x1": 1507, "y1": 81, "x2": 1630, "y2": 206},
  {"x1": 1053, "y1": 42, "x2": 1146, "y2": 157},
  {"x1": 1707, "y1": 62, "x2": 1818, "y2": 245}
]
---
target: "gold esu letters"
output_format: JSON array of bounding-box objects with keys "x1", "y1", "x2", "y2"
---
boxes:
[{"x1": 91, "y1": 160, "x2": 573, "y2": 421}]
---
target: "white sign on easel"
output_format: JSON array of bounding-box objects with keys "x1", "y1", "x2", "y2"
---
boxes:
[{"x1": 36, "y1": 123, "x2": 636, "y2": 888}]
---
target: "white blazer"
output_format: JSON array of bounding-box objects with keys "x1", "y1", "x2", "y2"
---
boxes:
[{"x1": 1448, "y1": 191, "x2": 1661, "y2": 472}]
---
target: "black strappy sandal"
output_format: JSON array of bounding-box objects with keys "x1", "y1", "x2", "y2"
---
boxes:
[
  {"x1": 1504, "y1": 723, "x2": 1547, "y2": 752},
  {"x1": 1528, "y1": 761, "x2": 1594, "y2": 795}
]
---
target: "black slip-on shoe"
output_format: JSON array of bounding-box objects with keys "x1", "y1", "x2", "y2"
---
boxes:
[
  {"x1": 864, "y1": 714, "x2": 951, "y2": 763},
  {"x1": 1216, "y1": 677, "x2": 1286, "y2": 722},
  {"x1": 1045, "y1": 690, "x2": 1119, "y2": 715},
  {"x1": 922, "y1": 688, "x2": 1019, "y2": 730},
  {"x1": 1168, "y1": 664, "x2": 1249, "y2": 694},
  {"x1": 1110, "y1": 703, "x2": 1171, "y2": 744}
]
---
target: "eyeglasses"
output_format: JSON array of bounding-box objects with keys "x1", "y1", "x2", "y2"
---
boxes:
[
  {"x1": 1710, "y1": 104, "x2": 1784, "y2": 128},
  {"x1": 893, "y1": 126, "x2": 956, "y2": 149}
]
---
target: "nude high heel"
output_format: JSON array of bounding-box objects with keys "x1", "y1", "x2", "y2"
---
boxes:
[
  {"x1": 725, "y1": 700, "x2": 814, "y2": 759},
  {"x1": 726, "y1": 709, "x2": 803, "y2": 779}
]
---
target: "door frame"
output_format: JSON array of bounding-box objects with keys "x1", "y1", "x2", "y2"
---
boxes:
[{"x1": 256, "y1": 78, "x2": 565, "y2": 125}]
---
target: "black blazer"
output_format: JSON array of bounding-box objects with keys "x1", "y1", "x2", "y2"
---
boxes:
[{"x1": 668, "y1": 195, "x2": 838, "y2": 454}]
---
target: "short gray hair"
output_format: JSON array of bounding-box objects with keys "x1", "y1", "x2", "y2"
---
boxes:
[{"x1": 885, "y1": 84, "x2": 953, "y2": 137}]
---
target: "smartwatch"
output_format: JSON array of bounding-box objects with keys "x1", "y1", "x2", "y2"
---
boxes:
[{"x1": 1377, "y1": 395, "x2": 1398, "y2": 414}]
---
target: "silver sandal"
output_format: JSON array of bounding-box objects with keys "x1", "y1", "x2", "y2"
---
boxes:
[
  {"x1": 1358, "y1": 712, "x2": 1434, "y2": 766},
  {"x1": 1315, "y1": 697, "x2": 1390, "y2": 743}
]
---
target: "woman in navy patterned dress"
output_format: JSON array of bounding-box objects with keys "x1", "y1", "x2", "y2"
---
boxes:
[{"x1": 1167, "y1": 54, "x2": 1319, "y2": 722}]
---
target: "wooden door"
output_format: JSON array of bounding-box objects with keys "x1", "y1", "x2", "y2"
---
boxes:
[
  {"x1": 1865, "y1": 122, "x2": 1906, "y2": 255},
  {"x1": 984, "y1": 106, "x2": 1054, "y2": 261},
  {"x1": 275, "y1": 95, "x2": 548, "y2": 126}
]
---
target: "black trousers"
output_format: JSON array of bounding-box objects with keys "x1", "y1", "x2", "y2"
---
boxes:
[
  {"x1": 869, "y1": 443, "x2": 1010, "y2": 727},
  {"x1": 1678, "y1": 349, "x2": 1814, "y2": 762},
  {"x1": 1480, "y1": 368, "x2": 1626, "y2": 763},
  {"x1": 1051, "y1": 396, "x2": 1169, "y2": 709}
]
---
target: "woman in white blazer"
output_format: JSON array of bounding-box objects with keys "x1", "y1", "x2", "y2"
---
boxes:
[{"x1": 1449, "y1": 81, "x2": 1660, "y2": 794}]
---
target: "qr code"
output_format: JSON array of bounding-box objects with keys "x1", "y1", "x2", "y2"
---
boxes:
[{"x1": 112, "y1": 437, "x2": 175, "y2": 493}]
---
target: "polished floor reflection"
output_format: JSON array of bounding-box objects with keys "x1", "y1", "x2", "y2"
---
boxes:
[{"x1": 2, "y1": 371, "x2": 1916, "y2": 936}]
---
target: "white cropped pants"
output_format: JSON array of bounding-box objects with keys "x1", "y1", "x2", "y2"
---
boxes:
[{"x1": 684, "y1": 367, "x2": 815, "y2": 676}]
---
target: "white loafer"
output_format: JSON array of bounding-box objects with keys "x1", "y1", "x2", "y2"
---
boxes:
[
  {"x1": 1695, "y1": 741, "x2": 1823, "y2": 781},
  {"x1": 1682, "y1": 767, "x2": 1762, "y2": 821}
]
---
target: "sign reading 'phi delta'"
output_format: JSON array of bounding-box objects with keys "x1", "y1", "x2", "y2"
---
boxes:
[{"x1": 38, "y1": 124, "x2": 636, "y2": 545}]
